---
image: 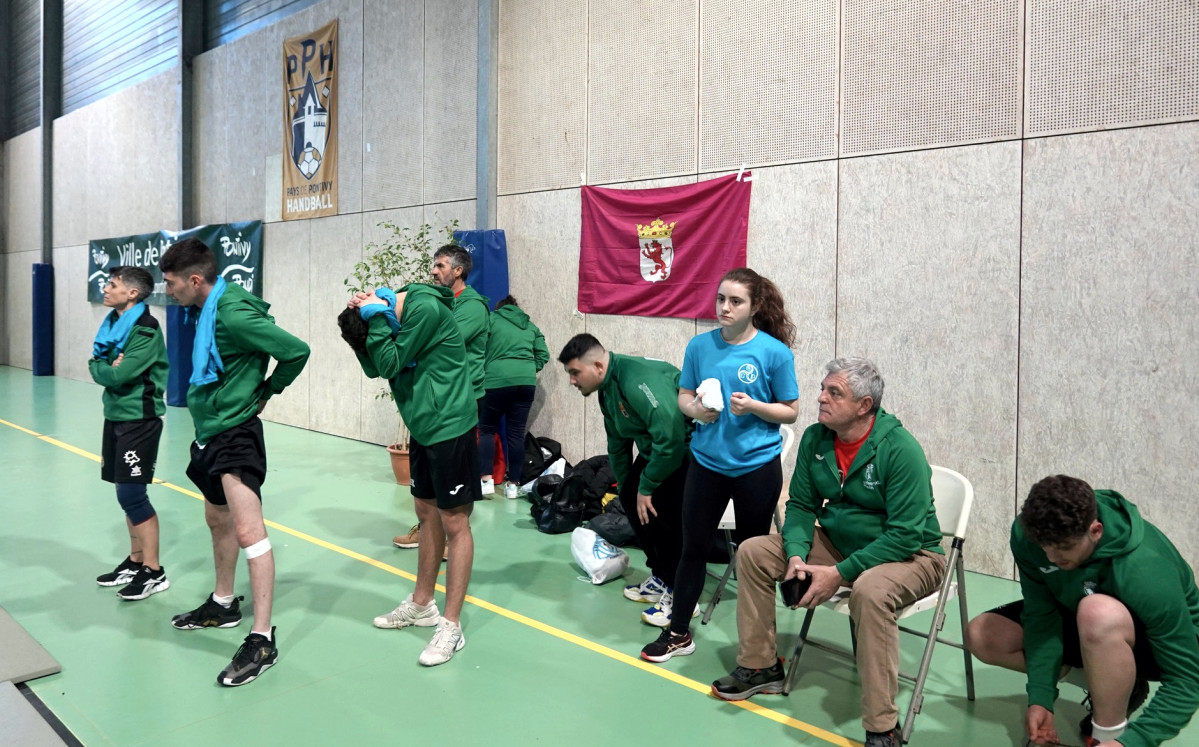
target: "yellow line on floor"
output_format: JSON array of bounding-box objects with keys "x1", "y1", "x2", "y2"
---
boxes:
[{"x1": 0, "y1": 416, "x2": 860, "y2": 747}]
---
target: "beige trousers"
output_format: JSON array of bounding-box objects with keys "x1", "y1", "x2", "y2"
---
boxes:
[{"x1": 735, "y1": 529, "x2": 946, "y2": 732}]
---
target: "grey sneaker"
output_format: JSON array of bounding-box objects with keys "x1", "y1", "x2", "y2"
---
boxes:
[
  {"x1": 373, "y1": 593, "x2": 441, "y2": 629},
  {"x1": 418, "y1": 619, "x2": 465, "y2": 666},
  {"x1": 218, "y1": 627, "x2": 278, "y2": 687}
]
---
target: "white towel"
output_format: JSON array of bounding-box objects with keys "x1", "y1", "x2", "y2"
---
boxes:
[{"x1": 694, "y1": 377, "x2": 724, "y2": 423}]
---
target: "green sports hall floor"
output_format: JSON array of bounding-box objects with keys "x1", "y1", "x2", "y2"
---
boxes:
[{"x1": 3, "y1": 365, "x2": 1192, "y2": 746}]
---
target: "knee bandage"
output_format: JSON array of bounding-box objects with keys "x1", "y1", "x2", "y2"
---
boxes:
[
  {"x1": 115, "y1": 482, "x2": 156, "y2": 525},
  {"x1": 244, "y1": 537, "x2": 272, "y2": 559}
]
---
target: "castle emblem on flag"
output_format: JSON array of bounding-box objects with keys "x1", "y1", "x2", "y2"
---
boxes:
[{"x1": 636, "y1": 218, "x2": 676, "y2": 283}]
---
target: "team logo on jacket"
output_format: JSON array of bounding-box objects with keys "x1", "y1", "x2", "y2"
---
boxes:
[
  {"x1": 862, "y1": 463, "x2": 880, "y2": 490},
  {"x1": 737, "y1": 364, "x2": 758, "y2": 384},
  {"x1": 1082, "y1": 581, "x2": 1097, "y2": 596},
  {"x1": 635, "y1": 218, "x2": 676, "y2": 282}
]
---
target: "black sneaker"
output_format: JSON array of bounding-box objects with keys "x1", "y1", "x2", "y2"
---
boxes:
[
  {"x1": 640, "y1": 629, "x2": 695, "y2": 662},
  {"x1": 97, "y1": 556, "x2": 142, "y2": 587},
  {"x1": 171, "y1": 594, "x2": 243, "y2": 629},
  {"x1": 1079, "y1": 675, "x2": 1150, "y2": 738},
  {"x1": 864, "y1": 724, "x2": 902, "y2": 747},
  {"x1": 711, "y1": 658, "x2": 785, "y2": 701},
  {"x1": 218, "y1": 628, "x2": 278, "y2": 686},
  {"x1": 117, "y1": 566, "x2": 170, "y2": 601}
]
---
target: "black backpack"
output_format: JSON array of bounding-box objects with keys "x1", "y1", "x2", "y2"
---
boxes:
[
  {"x1": 530, "y1": 455, "x2": 616, "y2": 534},
  {"x1": 521, "y1": 433, "x2": 566, "y2": 483}
]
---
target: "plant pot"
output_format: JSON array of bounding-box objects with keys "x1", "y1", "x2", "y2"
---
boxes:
[{"x1": 386, "y1": 444, "x2": 411, "y2": 485}]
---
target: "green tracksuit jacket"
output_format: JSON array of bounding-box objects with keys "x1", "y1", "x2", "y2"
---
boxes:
[
  {"x1": 356, "y1": 283, "x2": 477, "y2": 446},
  {"x1": 781, "y1": 409, "x2": 943, "y2": 582},
  {"x1": 1014, "y1": 490, "x2": 1199, "y2": 747},
  {"x1": 88, "y1": 307, "x2": 168, "y2": 422},
  {"x1": 482, "y1": 305, "x2": 548, "y2": 389},
  {"x1": 596, "y1": 353, "x2": 691, "y2": 496},
  {"x1": 453, "y1": 285, "x2": 490, "y2": 401},
  {"x1": 187, "y1": 283, "x2": 310, "y2": 444}
]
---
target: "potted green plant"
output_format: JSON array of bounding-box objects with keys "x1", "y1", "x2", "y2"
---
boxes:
[{"x1": 346, "y1": 217, "x2": 460, "y2": 483}]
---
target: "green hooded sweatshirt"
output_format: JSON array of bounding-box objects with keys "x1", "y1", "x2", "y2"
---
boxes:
[
  {"x1": 596, "y1": 353, "x2": 692, "y2": 496},
  {"x1": 356, "y1": 283, "x2": 477, "y2": 446},
  {"x1": 483, "y1": 304, "x2": 548, "y2": 389},
  {"x1": 1013, "y1": 490, "x2": 1199, "y2": 747},
  {"x1": 88, "y1": 307, "x2": 168, "y2": 422},
  {"x1": 781, "y1": 409, "x2": 943, "y2": 582},
  {"x1": 453, "y1": 285, "x2": 490, "y2": 401},
  {"x1": 187, "y1": 283, "x2": 310, "y2": 445}
]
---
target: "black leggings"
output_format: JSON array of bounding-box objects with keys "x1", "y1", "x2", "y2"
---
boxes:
[{"x1": 669, "y1": 457, "x2": 783, "y2": 634}]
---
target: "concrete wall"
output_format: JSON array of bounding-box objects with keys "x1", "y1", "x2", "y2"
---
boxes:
[{"x1": 3, "y1": 0, "x2": 1198, "y2": 576}]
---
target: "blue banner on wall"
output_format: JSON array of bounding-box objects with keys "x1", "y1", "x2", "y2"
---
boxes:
[{"x1": 453, "y1": 229, "x2": 509, "y2": 310}]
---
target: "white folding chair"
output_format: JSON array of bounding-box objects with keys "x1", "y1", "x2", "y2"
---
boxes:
[
  {"x1": 782, "y1": 465, "x2": 976, "y2": 744},
  {"x1": 701, "y1": 423, "x2": 796, "y2": 624}
]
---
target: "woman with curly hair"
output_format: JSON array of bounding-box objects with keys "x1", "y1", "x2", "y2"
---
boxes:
[{"x1": 640, "y1": 267, "x2": 799, "y2": 662}]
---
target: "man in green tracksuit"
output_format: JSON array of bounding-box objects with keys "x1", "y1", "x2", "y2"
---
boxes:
[
  {"x1": 966, "y1": 475, "x2": 1199, "y2": 747},
  {"x1": 558, "y1": 334, "x2": 691, "y2": 625},
  {"x1": 711, "y1": 357, "x2": 944, "y2": 747},
  {"x1": 90, "y1": 266, "x2": 171, "y2": 602},
  {"x1": 344, "y1": 282, "x2": 479, "y2": 667},
  {"x1": 160, "y1": 237, "x2": 310, "y2": 688}
]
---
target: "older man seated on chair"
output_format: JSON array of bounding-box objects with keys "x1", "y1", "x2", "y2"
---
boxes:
[{"x1": 710, "y1": 357, "x2": 945, "y2": 747}]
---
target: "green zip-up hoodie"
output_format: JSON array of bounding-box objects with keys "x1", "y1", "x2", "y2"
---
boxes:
[
  {"x1": 1013, "y1": 490, "x2": 1199, "y2": 747},
  {"x1": 356, "y1": 283, "x2": 477, "y2": 446},
  {"x1": 781, "y1": 409, "x2": 943, "y2": 582},
  {"x1": 483, "y1": 304, "x2": 548, "y2": 389},
  {"x1": 88, "y1": 307, "x2": 168, "y2": 422},
  {"x1": 187, "y1": 283, "x2": 310, "y2": 444},
  {"x1": 596, "y1": 353, "x2": 692, "y2": 496},
  {"x1": 453, "y1": 285, "x2": 490, "y2": 400}
]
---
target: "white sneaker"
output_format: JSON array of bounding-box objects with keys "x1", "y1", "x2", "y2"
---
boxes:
[
  {"x1": 480, "y1": 478, "x2": 495, "y2": 496},
  {"x1": 641, "y1": 589, "x2": 699, "y2": 627},
  {"x1": 504, "y1": 482, "x2": 519, "y2": 499},
  {"x1": 373, "y1": 593, "x2": 441, "y2": 629},
  {"x1": 623, "y1": 574, "x2": 667, "y2": 603},
  {"x1": 419, "y1": 618, "x2": 465, "y2": 666}
]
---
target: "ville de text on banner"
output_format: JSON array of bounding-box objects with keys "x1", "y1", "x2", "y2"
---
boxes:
[
  {"x1": 86, "y1": 221, "x2": 263, "y2": 306},
  {"x1": 578, "y1": 173, "x2": 752, "y2": 319},
  {"x1": 282, "y1": 19, "x2": 339, "y2": 220}
]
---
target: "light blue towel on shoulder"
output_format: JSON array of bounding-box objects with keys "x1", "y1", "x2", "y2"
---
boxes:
[
  {"x1": 189, "y1": 276, "x2": 227, "y2": 386},
  {"x1": 93, "y1": 302, "x2": 146, "y2": 358},
  {"x1": 358, "y1": 287, "x2": 401, "y2": 334}
]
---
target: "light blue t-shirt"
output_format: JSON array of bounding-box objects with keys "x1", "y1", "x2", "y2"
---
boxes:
[{"x1": 680, "y1": 329, "x2": 799, "y2": 476}]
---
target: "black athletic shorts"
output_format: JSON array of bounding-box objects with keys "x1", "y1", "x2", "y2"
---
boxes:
[
  {"x1": 186, "y1": 417, "x2": 267, "y2": 506},
  {"x1": 410, "y1": 427, "x2": 481, "y2": 510},
  {"x1": 101, "y1": 417, "x2": 163, "y2": 484},
  {"x1": 988, "y1": 599, "x2": 1163, "y2": 679}
]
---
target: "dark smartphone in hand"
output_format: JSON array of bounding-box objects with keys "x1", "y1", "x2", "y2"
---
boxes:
[{"x1": 780, "y1": 574, "x2": 811, "y2": 608}]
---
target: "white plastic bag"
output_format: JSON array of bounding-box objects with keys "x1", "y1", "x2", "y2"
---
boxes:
[{"x1": 570, "y1": 527, "x2": 629, "y2": 584}]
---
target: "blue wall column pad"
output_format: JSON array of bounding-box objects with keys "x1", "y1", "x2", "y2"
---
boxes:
[
  {"x1": 31, "y1": 264, "x2": 55, "y2": 376},
  {"x1": 454, "y1": 229, "x2": 509, "y2": 310},
  {"x1": 165, "y1": 305, "x2": 195, "y2": 407}
]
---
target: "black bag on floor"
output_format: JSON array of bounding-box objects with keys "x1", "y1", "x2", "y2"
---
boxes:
[
  {"x1": 589, "y1": 507, "x2": 636, "y2": 547},
  {"x1": 562, "y1": 455, "x2": 617, "y2": 520},
  {"x1": 521, "y1": 433, "x2": 566, "y2": 483}
]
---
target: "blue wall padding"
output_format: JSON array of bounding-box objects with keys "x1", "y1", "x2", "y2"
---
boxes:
[
  {"x1": 165, "y1": 305, "x2": 194, "y2": 407},
  {"x1": 32, "y1": 264, "x2": 55, "y2": 376}
]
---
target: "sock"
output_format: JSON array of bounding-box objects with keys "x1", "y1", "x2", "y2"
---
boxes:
[
  {"x1": 212, "y1": 593, "x2": 236, "y2": 607},
  {"x1": 252, "y1": 628, "x2": 273, "y2": 641},
  {"x1": 1091, "y1": 719, "x2": 1127, "y2": 743}
]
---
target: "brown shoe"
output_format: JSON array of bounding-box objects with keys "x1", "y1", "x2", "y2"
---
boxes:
[{"x1": 393, "y1": 524, "x2": 420, "y2": 548}]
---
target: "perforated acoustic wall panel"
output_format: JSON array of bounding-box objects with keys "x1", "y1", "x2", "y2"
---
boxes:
[
  {"x1": 1026, "y1": 0, "x2": 1199, "y2": 136},
  {"x1": 588, "y1": 0, "x2": 698, "y2": 185},
  {"x1": 424, "y1": 0, "x2": 477, "y2": 205},
  {"x1": 497, "y1": 0, "x2": 587, "y2": 195},
  {"x1": 840, "y1": 0, "x2": 1022, "y2": 156},
  {"x1": 362, "y1": 0, "x2": 424, "y2": 211},
  {"x1": 699, "y1": 0, "x2": 837, "y2": 171}
]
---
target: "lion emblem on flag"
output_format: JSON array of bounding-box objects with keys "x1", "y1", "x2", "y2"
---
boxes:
[{"x1": 636, "y1": 218, "x2": 676, "y2": 282}]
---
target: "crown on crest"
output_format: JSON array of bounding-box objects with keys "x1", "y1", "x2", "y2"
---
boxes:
[{"x1": 636, "y1": 218, "x2": 677, "y2": 240}]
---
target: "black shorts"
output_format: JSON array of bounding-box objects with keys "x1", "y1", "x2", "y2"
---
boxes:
[
  {"x1": 186, "y1": 418, "x2": 267, "y2": 506},
  {"x1": 988, "y1": 599, "x2": 1163, "y2": 680},
  {"x1": 410, "y1": 427, "x2": 481, "y2": 510},
  {"x1": 101, "y1": 417, "x2": 163, "y2": 484}
]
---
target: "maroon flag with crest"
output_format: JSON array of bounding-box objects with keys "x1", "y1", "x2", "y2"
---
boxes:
[{"x1": 578, "y1": 173, "x2": 751, "y2": 319}]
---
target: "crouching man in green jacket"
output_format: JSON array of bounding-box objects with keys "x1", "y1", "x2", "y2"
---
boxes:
[
  {"x1": 710, "y1": 357, "x2": 945, "y2": 747},
  {"x1": 160, "y1": 237, "x2": 310, "y2": 687},
  {"x1": 341, "y1": 282, "x2": 479, "y2": 667},
  {"x1": 966, "y1": 475, "x2": 1199, "y2": 747}
]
